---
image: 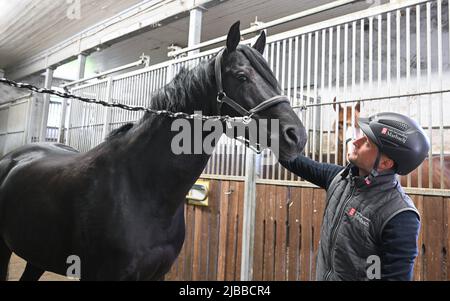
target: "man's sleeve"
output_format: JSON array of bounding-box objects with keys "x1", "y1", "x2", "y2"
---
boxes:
[
  {"x1": 279, "y1": 155, "x2": 344, "y2": 190},
  {"x1": 380, "y1": 211, "x2": 421, "y2": 281}
]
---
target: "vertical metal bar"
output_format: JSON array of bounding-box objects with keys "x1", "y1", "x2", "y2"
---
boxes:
[
  {"x1": 313, "y1": 31, "x2": 319, "y2": 162},
  {"x1": 343, "y1": 24, "x2": 348, "y2": 164},
  {"x1": 378, "y1": 14, "x2": 382, "y2": 90},
  {"x1": 305, "y1": 33, "x2": 312, "y2": 161},
  {"x1": 39, "y1": 68, "x2": 54, "y2": 141},
  {"x1": 101, "y1": 78, "x2": 113, "y2": 140},
  {"x1": 241, "y1": 149, "x2": 256, "y2": 281},
  {"x1": 335, "y1": 26, "x2": 341, "y2": 165},
  {"x1": 406, "y1": 7, "x2": 412, "y2": 187},
  {"x1": 328, "y1": 27, "x2": 333, "y2": 164},
  {"x1": 396, "y1": 10, "x2": 401, "y2": 111},
  {"x1": 320, "y1": 29, "x2": 326, "y2": 163},
  {"x1": 369, "y1": 17, "x2": 373, "y2": 90},
  {"x1": 287, "y1": 38, "x2": 293, "y2": 102},
  {"x1": 426, "y1": 2, "x2": 433, "y2": 188},
  {"x1": 360, "y1": 19, "x2": 364, "y2": 96},
  {"x1": 437, "y1": 0, "x2": 444, "y2": 189},
  {"x1": 416, "y1": 4, "x2": 423, "y2": 188},
  {"x1": 300, "y1": 35, "x2": 305, "y2": 111},
  {"x1": 291, "y1": 36, "x2": 299, "y2": 180},
  {"x1": 350, "y1": 21, "x2": 356, "y2": 156},
  {"x1": 279, "y1": 39, "x2": 286, "y2": 179},
  {"x1": 386, "y1": 12, "x2": 391, "y2": 112},
  {"x1": 188, "y1": 8, "x2": 203, "y2": 57}
]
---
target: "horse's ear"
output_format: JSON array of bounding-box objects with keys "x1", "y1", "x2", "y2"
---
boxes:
[
  {"x1": 226, "y1": 21, "x2": 241, "y2": 52},
  {"x1": 355, "y1": 101, "x2": 361, "y2": 113},
  {"x1": 333, "y1": 97, "x2": 338, "y2": 112},
  {"x1": 253, "y1": 31, "x2": 266, "y2": 54}
]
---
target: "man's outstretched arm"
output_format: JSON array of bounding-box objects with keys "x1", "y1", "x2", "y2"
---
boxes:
[{"x1": 279, "y1": 155, "x2": 344, "y2": 190}]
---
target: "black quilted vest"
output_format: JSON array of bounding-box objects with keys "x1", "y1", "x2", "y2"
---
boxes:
[{"x1": 315, "y1": 165, "x2": 419, "y2": 281}]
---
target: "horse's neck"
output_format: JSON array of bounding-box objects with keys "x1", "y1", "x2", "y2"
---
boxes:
[{"x1": 98, "y1": 62, "x2": 219, "y2": 214}]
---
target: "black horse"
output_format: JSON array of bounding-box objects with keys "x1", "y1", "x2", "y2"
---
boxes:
[{"x1": 0, "y1": 22, "x2": 306, "y2": 280}]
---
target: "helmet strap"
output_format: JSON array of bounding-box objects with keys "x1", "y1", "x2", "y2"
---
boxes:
[{"x1": 364, "y1": 151, "x2": 381, "y2": 185}]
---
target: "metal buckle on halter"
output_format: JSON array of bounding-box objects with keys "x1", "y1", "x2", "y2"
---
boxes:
[
  {"x1": 217, "y1": 92, "x2": 226, "y2": 103},
  {"x1": 242, "y1": 115, "x2": 252, "y2": 124}
]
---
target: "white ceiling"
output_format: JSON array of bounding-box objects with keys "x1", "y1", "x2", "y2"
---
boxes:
[
  {"x1": 0, "y1": 0, "x2": 379, "y2": 79},
  {"x1": 0, "y1": 0, "x2": 143, "y2": 69}
]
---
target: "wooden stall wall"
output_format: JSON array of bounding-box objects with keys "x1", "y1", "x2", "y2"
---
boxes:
[{"x1": 166, "y1": 179, "x2": 450, "y2": 281}]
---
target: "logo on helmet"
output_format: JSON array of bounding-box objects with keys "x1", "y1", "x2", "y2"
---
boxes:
[{"x1": 380, "y1": 127, "x2": 407, "y2": 144}]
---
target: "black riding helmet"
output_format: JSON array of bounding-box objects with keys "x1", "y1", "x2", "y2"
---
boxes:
[{"x1": 358, "y1": 112, "x2": 430, "y2": 176}]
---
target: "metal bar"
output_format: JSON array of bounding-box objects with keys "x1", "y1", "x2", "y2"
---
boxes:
[
  {"x1": 292, "y1": 36, "x2": 299, "y2": 180},
  {"x1": 39, "y1": 68, "x2": 54, "y2": 142},
  {"x1": 320, "y1": 29, "x2": 326, "y2": 163},
  {"x1": 306, "y1": 33, "x2": 312, "y2": 160},
  {"x1": 387, "y1": 12, "x2": 391, "y2": 112},
  {"x1": 343, "y1": 24, "x2": 349, "y2": 164},
  {"x1": 101, "y1": 78, "x2": 113, "y2": 140},
  {"x1": 169, "y1": 0, "x2": 360, "y2": 57},
  {"x1": 406, "y1": 7, "x2": 412, "y2": 187},
  {"x1": 378, "y1": 14, "x2": 382, "y2": 89},
  {"x1": 416, "y1": 4, "x2": 423, "y2": 188},
  {"x1": 313, "y1": 31, "x2": 319, "y2": 162},
  {"x1": 292, "y1": 88, "x2": 450, "y2": 109},
  {"x1": 240, "y1": 150, "x2": 256, "y2": 281},
  {"x1": 335, "y1": 26, "x2": 340, "y2": 165},
  {"x1": 426, "y1": 2, "x2": 433, "y2": 188},
  {"x1": 369, "y1": 17, "x2": 373, "y2": 90},
  {"x1": 328, "y1": 27, "x2": 333, "y2": 164},
  {"x1": 437, "y1": 0, "x2": 444, "y2": 189},
  {"x1": 62, "y1": 59, "x2": 147, "y2": 88}
]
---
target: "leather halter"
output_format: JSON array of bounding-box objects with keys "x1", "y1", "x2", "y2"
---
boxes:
[{"x1": 214, "y1": 49, "x2": 290, "y2": 122}]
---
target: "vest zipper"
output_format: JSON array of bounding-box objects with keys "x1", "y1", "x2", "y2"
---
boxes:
[{"x1": 324, "y1": 185, "x2": 356, "y2": 280}]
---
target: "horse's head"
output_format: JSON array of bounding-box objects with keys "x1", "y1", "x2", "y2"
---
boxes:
[
  {"x1": 216, "y1": 21, "x2": 307, "y2": 161},
  {"x1": 333, "y1": 97, "x2": 361, "y2": 145}
]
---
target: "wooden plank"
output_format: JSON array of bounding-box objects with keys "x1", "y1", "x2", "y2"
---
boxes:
[
  {"x1": 422, "y1": 196, "x2": 445, "y2": 280},
  {"x1": 274, "y1": 185, "x2": 288, "y2": 280},
  {"x1": 444, "y1": 197, "x2": 450, "y2": 281},
  {"x1": 199, "y1": 205, "x2": 210, "y2": 280},
  {"x1": 235, "y1": 181, "x2": 245, "y2": 280},
  {"x1": 411, "y1": 194, "x2": 424, "y2": 281},
  {"x1": 299, "y1": 187, "x2": 313, "y2": 280},
  {"x1": 287, "y1": 186, "x2": 302, "y2": 280},
  {"x1": 183, "y1": 203, "x2": 196, "y2": 280},
  {"x1": 207, "y1": 180, "x2": 221, "y2": 280},
  {"x1": 225, "y1": 181, "x2": 240, "y2": 280},
  {"x1": 311, "y1": 189, "x2": 326, "y2": 280},
  {"x1": 192, "y1": 207, "x2": 202, "y2": 280},
  {"x1": 253, "y1": 184, "x2": 267, "y2": 280},
  {"x1": 263, "y1": 184, "x2": 276, "y2": 280},
  {"x1": 217, "y1": 181, "x2": 230, "y2": 281}
]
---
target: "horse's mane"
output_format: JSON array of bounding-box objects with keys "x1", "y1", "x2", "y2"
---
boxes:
[{"x1": 106, "y1": 45, "x2": 275, "y2": 140}]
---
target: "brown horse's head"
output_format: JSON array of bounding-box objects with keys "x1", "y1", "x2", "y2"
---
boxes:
[{"x1": 332, "y1": 97, "x2": 361, "y2": 165}]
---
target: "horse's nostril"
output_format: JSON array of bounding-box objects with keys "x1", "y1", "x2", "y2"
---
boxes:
[{"x1": 285, "y1": 126, "x2": 300, "y2": 146}]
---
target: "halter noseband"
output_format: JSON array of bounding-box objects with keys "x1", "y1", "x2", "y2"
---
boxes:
[{"x1": 214, "y1": 49, "x2": 290, "y2": 121}]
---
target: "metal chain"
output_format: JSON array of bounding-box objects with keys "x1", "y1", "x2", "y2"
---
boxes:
[
  {"x1": 0, "y1": 77, "x2": 263, "y2": 152},
  {"x1": 0, "y1": 77, "x2": 247, "y2": 123}
]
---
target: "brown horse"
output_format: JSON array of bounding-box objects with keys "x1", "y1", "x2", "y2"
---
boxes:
[
  {"x1": 332, "y1": 98, "x2": 360, "y2": 166},
  {"x1": 334, "y1": 100, "x2": 450, "y2": 189}
]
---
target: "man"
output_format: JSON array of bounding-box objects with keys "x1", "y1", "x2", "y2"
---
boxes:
[{"x1": 280, "y1": 112, "x2": 429, "y2": 281}]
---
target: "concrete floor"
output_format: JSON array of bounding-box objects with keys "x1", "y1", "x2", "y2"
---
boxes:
[{"x1": 7, "y1": 254, "x2": 76, "y2": 281}]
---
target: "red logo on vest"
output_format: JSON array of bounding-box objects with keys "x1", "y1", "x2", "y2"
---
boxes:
[
  {"x1": 348, "y1": 208, "x2": 356, "y2": 216},
  {"x1": 381, "y1": 127, "x2": 388, "y2": 135}
]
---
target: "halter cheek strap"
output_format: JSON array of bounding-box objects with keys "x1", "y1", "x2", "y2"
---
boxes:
[
  {"x1": 214, "y1": 49, "x2": 290, "y2": 119},
  {"x1": 365, "y1": 151, "x2": 381, "y2": 185}
]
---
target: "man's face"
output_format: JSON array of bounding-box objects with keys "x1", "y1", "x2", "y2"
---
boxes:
[{"x1": 347, "y1": 133, "x2": 379, "y2": 175}]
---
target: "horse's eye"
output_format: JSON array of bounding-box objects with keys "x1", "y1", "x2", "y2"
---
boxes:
[{"x1": 237, "y1": 74, "x2": 248, "y2": 82}]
